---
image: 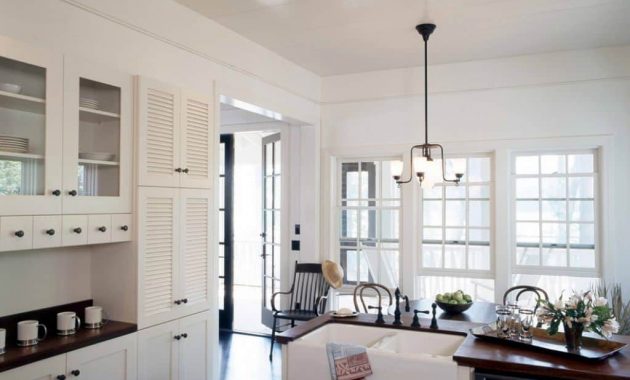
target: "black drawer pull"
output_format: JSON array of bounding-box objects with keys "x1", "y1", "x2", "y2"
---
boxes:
[
  {"x1": 73, "y1": 227, "x2": 82, "y2": 234},
  {"x1": 121, "y1": 225, "x2": 129, "y2": 231},
  {"x1": 98, "y1": 226, "x2": 107, "y2": 232},
  {"x1": 68, "y1": 190, "x2": 78, "y2": 196},
  {"x1": 14, "y1": 230, "x2": 24, "y2": 238},
  {"x1": 52, "y1": 189, "x2": 61, "y2": 196},
  {"x1": 46, "y1": 229, "x2": 56, "y2": 236},
  {"x1": 70, "y1": 369, "x2": 80, "y2": 376}
]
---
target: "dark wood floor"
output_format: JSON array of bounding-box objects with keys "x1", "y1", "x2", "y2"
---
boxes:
[{"x1": 220, "y1": 331, "x2": 282, "y2": 380}]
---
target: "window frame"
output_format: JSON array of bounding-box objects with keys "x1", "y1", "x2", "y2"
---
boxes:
[
  {"x1": 418, "y1": 153, "x2": 495, "y2": 279},
  {"x1": 335, "y1": 156, "x2": 403, "y2": 293},
  {"x1": 511, "y1": 149, "x2": 600, "y2": 278}
]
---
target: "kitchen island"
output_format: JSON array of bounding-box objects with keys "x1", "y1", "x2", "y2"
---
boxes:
[{"x1": 277, "y1": 313, "x2": 630, "y2": 380}]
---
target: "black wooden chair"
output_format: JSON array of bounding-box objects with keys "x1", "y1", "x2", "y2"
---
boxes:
[
  {"x1": 503, "y1": 285, "x2": 549, "y2": 326},
  {"x1": 269, "y1": 261, "x2": 330, "y2": 361},
  {"x1": 353, "y1": 283, "x2": 393, "y2": 313}
]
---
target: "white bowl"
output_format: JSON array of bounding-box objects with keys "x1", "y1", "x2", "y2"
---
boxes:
[
  {"x1": 79, "y1": 152, "x2": 115, "y2": 161},
  {"x1": 0, "y1": 83, "x2": 22, "y2": 94}
]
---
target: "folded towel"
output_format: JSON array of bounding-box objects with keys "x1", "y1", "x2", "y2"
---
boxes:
[{"x1": 326, "y1": 343, "x2": 373, "y2": 380}]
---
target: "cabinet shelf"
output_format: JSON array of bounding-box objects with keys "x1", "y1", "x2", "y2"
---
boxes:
[
  {"x1": 0, "y1": 90, "x2": 45, "y2": 114},
  {"x1": 78, "y1": 158, "x2": 119, "y2": 166},
  {"x1": 79, "y1": 107, "x2": 120, "y2": 123},
  {"x1": 0, "y1": 150, "x2": 44, "y2": 160}
]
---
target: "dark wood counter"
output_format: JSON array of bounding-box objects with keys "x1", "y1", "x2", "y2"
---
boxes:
[
  {"x1": 278, "y1": 312, "x2": 630, "y2": 379},
  {"x1": 0, "y1": 300, "x2": 137, "y2": 373},
  {"x1": 454, "y1": 333, "x2": 630, "y2": 380}
]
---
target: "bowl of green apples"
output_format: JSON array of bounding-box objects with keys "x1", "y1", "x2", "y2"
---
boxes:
[{"x1": 435, "y1": 290, "x2": 473, "y2": 314}]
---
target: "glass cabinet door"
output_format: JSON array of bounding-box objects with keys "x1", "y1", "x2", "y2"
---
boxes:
[
  {"x1": 0, "y1": 40, "x2": 63, "y2": 215},
  {"x1": 63, "y1": 58, "x2": 132, "y2": 214}
]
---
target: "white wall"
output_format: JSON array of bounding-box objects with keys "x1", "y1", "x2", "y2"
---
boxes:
[{"x1": 321, "y1": 45, "x2": 630, "y2": 297}]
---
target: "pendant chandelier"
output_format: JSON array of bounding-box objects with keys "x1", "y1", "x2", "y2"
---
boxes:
[{"x1": 393, "y1": 23, "x2": 464, "y2": 189}]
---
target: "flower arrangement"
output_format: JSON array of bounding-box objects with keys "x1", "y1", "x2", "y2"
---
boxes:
[{"x1": 537, "y1": 290, "x2": 620, "y2": 349}]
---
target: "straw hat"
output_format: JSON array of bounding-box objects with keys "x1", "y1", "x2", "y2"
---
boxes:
[{"x1": 322, "y1": 260, "x2": 344, "y2": 289}]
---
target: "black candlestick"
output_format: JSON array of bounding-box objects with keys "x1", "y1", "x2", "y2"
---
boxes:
[
  {"x1": 393, "y1": 288, "x2": 402, "y2": 325},
  {"x1": 404, "y1": 295, "x2": 410, "y2": 312}
]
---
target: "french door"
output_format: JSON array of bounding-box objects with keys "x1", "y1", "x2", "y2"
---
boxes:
[
  {"x1": 261, "y1": 133, "x2": 281, "y2": 329},
  {"x1": 218, "y1": 134, "x2": 234, "y2": 330}
]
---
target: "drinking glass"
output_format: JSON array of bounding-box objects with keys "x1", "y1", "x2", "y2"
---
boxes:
[
  {"x1": 520, "y1": 308, "x2": 535, "y2": 342},
  {"x1": 507, "y1": 301, "x2": 520, "y2": 338},
  {"x1": 495, "y1": 306, "x2": 511, "y2": 339}
]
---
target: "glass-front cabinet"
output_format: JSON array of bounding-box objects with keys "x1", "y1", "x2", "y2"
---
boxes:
[
  {"x1": 62, "y1": 58, "x2": 132, "y2": 214},
  {"x1": 0, "y1": 39, "x2": 63, "y2": 215}
]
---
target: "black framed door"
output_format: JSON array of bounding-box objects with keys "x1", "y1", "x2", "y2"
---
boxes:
[
  {"x1": 261, "y1": 133, "x2": 281, "y2": 329},
  {"x1": 219, "y1": 134, "x2": 234, "y2": 330}
]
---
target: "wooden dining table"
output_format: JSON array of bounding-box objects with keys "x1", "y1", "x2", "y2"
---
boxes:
[{"x1": 387, "y1": 298, "x2": 497, "y2": 324}]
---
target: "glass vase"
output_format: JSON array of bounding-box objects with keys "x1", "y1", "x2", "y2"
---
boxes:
[{"x1": 563, "y1": 321, "x2": 584, "y2": 350}]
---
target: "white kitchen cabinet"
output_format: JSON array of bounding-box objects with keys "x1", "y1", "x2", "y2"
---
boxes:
[
  {"x1": 61, "y1": 215, "x2": 88, "y2": 246},
  {"x1": 0, "y1": 355, "x2": 66, "y2": 380},
  {"x1": 138, "y1": 187, "x2": 211, "y2": 328},
  {"x1": 0, "y1": 334, "x2": 136, "y2": 380},
  {"x1": 87, "y1": 214, "x2": 111, "y2": 245},
  {"x1": 0, "y1": 36, "x2": 63, "y2": 216},
  {"x1": 62, "y1": 57, "x2": 133, "y2": 215},
  {"x1": 111, "y1": 213, "x2": 132, "y2": 242},
  {"x1": 137, "y1": 77, "x2": 213, "y2": 189},
  {"x1": 137, "y1": 312, "x2": 211, "y2": 380},
  {"x1": 66, "y1": 333, "x2": 137, "y2": 380},
  {"x1": 32, "y1": 215, "x2": 62, "y2": 249},
  {"x1": 0, "y1": 215, "x2": 33, "y2": 251}
]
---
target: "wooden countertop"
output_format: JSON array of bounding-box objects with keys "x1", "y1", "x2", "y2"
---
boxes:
[
  {"x1": 454, "y1": 333, "x2": 630, "y2": 380},
  {"x1": 0, "y1": 320, "x2": 137, "y2": 372},
  {"x1": 278, "y1": 312, "x2": 630, "y2": 379}
]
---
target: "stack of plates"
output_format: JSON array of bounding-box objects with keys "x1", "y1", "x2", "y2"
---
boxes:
[
  {"x1": 0, "y1": 135, "x2": 29, "y2": 153},
  {"x1": 79, "y1": 152, "x2": 115, "y2": 161},
  {"x1": 80, "y1": 97, "x2": 100, "y2": 110}
]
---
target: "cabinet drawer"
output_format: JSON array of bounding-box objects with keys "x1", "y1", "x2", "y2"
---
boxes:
[
  {"x1": 0, "y1": 216, "x2": 33, "y2": 251},
  {"x1": 88, "y1": 214, "x2": 112, "y2": 244},
  {"x1": 62, "y1": 215, "x2": 88, "y2": 246},
  {"x1": 111, "y1": 214, "x2": 132, "y2": 243},
  {"x1": 32, "y1": 215, "x2": 62, "y2": 249}
]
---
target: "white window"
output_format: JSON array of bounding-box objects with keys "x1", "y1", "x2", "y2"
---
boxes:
[
  {"x1": 337, "y1": 159, "x2": 401, "y2": 289},
  {"x1": 512, "y1": 151, "x2": 600, "y2": 298},
  {"x1": 419, "y1": 155, "x2": 494, "y2": 301}
]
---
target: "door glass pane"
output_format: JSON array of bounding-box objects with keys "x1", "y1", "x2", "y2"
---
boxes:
[
  {"x1": 516, "y1": 246, "x2": 539, "y2": 266},
  {"x1": 568, "y1": 154, "x2": 594, "y2": 173},
  {"x1": 445, "y1": 200, "x2": 466, "y2": 226},
  {"x1": 515, "y1": 156, "x2": 538, "y2": 175},
  {"x1": 423, "y1": 200, "x2": 442, "y2": 226},
  {"x1": 467, "y1": 157, "x2": 490, "y2": 182},
  {"x1": 273, "y1": 141, "x2": 281, "y2": 174},
  {"x1": 0, "y1": 56, "x2": 46, "y2": 196},
  {"x1": 541, "y1": 155, "x2": 566, "y2": 174},
  {"x1": 568, "y1": 177, "x2": 594, "y2": 198},
  {"x1": 468, "y1": 246, "x2": 490, "y2": 270},
  {"x1": 444, "y1": 245, "x2": 466, "y2": 269},
  {"x1": 541, "y1": 178, "x2": 566, "y2": 199},
  {"x1": 77, "y1": 78, "x2": 121, "y2": 197},
  {"x1": 516, "y1": 178, "x2": 539, "y2": 199}
]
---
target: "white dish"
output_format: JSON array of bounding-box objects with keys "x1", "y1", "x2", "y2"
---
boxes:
[
  {"x1": 79, "y1": 152, "x2": 115, "y2": 161},
  {"x1": 0, "y1": 83, "x2": 22, "y2": 94},
  {"x1": 331, "y1": 311, "x2": 359, "y2": 318}
]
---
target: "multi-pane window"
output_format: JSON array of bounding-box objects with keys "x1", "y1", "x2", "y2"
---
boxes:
[
  {"x1": 338, "y1": 159, "x2": 400, "y2": 289},
  {"x1": 421, "y1": 156, "x2": 493, "y2": 273},
  {"x1": 513, "y1": 151, "x2": 598, "y2": 273}
]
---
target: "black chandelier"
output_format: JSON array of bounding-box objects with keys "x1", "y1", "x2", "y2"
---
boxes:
[{"x1": 393, "y1": 23, "x2": 464, "y2": 188}]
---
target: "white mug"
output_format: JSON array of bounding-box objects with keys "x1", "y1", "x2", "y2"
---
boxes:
[
  {"x1": 17, "y1": 320, "x2": 47, "y2": 346},
  {"x1": 57, "y1": 311, "x2": 81, "y2": 335},
  {"x1": 0, "y1": 328, "x2": 5, "y2": 354},
  {"x1": 85, "y1": 306, "x2": 105, "y2": 328}
]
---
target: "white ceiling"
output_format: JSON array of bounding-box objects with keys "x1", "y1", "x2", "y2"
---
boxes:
[{"x1": 175, "y1": 0, "x2": 630, "y2": 76}]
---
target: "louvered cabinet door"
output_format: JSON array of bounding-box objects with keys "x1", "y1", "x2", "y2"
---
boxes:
[
  {"x1": 138, "y1": 187, "x2": 181, "y2": 328},
  {"x1": 137, "y1": 77, "x2": 181, "y2": 187},
  {"x1": 180, "y1": 90, "x2": 213, "y2": 189},
  {"x1": 179, "y1": 189, "x2": 211, "y2": 316}
]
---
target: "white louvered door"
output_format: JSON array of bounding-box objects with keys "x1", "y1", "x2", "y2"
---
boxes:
[
  {"x1": 138, "y1": 186, "x2": 180, "y2": 328},
  {"x1": 179, "y1": 189, "x2": 211, "y2": 316},
  {"x1": 137, "y1": 77, "x2": 181, "y2": 188},
  {"x1": 180, "y1": 91, "x2": 213, "y2": 189}
]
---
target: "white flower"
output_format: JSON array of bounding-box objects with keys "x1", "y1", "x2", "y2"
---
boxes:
[
  {"x1": 594, "y1": 297, "x2": 608, "y2": 307},
  {"x1": 584, "y1": 291, "x2": 593, "y2": 302},
  {"x1": 564, "y1": 317, "x2": 573, "y2": 328},
  {"x1": 567, "y1": 295, "x2": 580, "y2": 309},
  {"x1": 602, "y1": 318, "x2": 620, "y2": 338},
  {"x1": 554, "y1": 298, "x2": 565, "y2": 310}
]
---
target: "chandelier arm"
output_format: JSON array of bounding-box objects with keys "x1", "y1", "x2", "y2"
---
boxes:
[
  {"x1": 396, "y1": 145, "x2": 423, "y2": 184},
  {"x1": 435, "y1": 144, "x2": 460, "y2": 184}
]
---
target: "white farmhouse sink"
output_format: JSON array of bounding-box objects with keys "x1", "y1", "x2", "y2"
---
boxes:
[{"x1": 283, "y1": 324, "x2": 472, "y2": 380}]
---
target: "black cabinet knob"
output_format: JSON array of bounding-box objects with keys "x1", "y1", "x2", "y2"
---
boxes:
[
  {"x1": 174, "y1": 334, "x2": 181, "y2": 340},
  {"x1": 98, "y1": 226, "x2": 107, "y2": 232},
  {"x1": 174, "y1": 168, "x2": 182, "y2": 173},
  {"x1": 181, "y1": 333, "x2": 188, "y2": 339},
  {"x1": 46, "y1": 229, "x2": 56, "y2": 236},
  {"x1": 73, "y1": 227, "x2": 82, "y2": 234},
  {"x1": 52, "y1": 189, "x2": 61, "y2": 196},
  {"x1": 182, "y1": 168, "x2": 189, "y2": 174},
  {"x1": 14, "y1": 230, "x2": 24, "y2": 238},
  {"x1": 174, "y1": 300, "x2": 182, "y2": 305},
  {"x1": 120, "y1": 225, "x2": 129, "y2": 231},
  {"x1": 70, "y1": 369, "x2": 80, "y2": 376},
  {"x1": 182, "y1": 298, "x2": 188, "y2": 304},
  {"x1": 68, "y1": 190, "x2": 78, "y2": 196},
  {"x1": 56, "y1": 375, "x2": 66, "y2": 380}
]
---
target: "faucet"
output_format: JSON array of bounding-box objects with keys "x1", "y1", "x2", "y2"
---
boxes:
[
  {"x1": 393, "y1": 288, "x2": 402, "y2": 325},
  {"x1": 403, "y1": 295, "x2": 410, "y2": 312},
  {"x1": 368, "y1": 305, "x2": 385, "y2": 324},
  {"x1": 411, "y1": 309, "x2": 430, "y2": 328},
  {"x1": 430, "y1": 303, "x2": 439, "y2": 329}
]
